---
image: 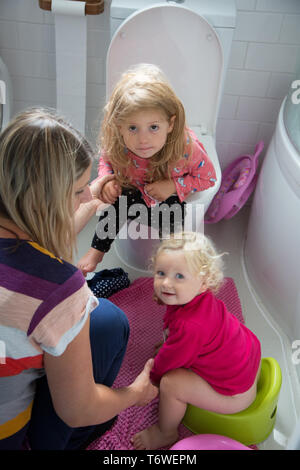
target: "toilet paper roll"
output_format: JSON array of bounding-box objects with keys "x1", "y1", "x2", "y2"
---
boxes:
[
  {"x1": 54, "y1": 0, "x2": 87, "y2": 134},
  {"x1": 52, "y1": 0, "x2": 85, "y2": 16}
]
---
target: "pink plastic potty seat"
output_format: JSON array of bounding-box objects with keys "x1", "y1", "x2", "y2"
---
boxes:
[{"x1": 205, "y1": 141, "x2": 264, "y2": 224}]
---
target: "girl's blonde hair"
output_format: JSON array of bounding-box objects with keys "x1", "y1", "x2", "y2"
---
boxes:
[
  {"x1": 100, "y1": 63, "x2": 190, "y2": 187},
  {"x1": 0, "y1": 107, "x2": 93, "y2": 262},
  {"x1": 153, "y1": 232, "x2": 225, "y2": 293}
]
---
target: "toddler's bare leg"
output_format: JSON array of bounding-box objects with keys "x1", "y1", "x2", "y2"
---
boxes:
[
  {"x1": 132, "y1": 367, "x2": 258, "y2": 450},
  {"x1": 131, "y1": 370, "x2": 186, "y2": 450},
  {"x1": 77, "y1": 247, "x2": 104, "y2": 276}
]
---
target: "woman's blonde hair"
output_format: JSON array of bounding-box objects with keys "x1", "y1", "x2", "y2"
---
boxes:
[
  {"x1": 0, "y1": 107, "x2": 93, "y2": 262},
  {"x1": 100, "y1": 63, "x2": 190, "y2": 187},
  {"x1": 153, "y1": 232, "x2": 225, "y2": 293}
]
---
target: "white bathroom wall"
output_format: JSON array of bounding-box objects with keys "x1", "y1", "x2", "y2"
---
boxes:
[
  {"x1": 0, "y1": 0, "x2": 300, "y2": 168},
  {"x1": 219, "y1": 0, "x2": 300, "y2": 167}
]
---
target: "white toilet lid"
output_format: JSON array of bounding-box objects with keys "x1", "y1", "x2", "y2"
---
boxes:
[{"x1": 107, "y1": 4, "x2": 223, "y2": 135}]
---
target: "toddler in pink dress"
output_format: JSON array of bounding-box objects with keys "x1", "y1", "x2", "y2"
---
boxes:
[{"x1": 132, "y1": 231, "x2": 261, "y2": 450}]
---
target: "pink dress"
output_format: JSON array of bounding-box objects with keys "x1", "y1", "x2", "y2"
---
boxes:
[{"x1": 150, "y1": 290, "x2": 261, "y2": 396}]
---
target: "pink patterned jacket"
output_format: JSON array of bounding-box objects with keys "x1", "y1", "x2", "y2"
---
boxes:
[{"x1": 95, "y1": 129, "x2": 216, "y2": 207}]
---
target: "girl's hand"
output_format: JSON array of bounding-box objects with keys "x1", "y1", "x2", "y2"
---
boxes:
[
  {"x1": 101, "y1": 179, "x2": 122, "y2": 204},
  {"x1": 144, "y1": 179, "x2": 176, "y2": 202}
]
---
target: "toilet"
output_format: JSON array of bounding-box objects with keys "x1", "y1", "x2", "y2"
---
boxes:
[
  {"x1": 0, "y1": 57, "x2": 12, "y2": 132},
  {"x1": 107, "y1": 0, "x2": 236, "y2": 273}
]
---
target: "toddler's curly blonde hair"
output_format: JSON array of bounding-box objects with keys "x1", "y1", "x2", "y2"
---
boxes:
[{"x1": 152, "y1": 232, "x2": 225, "y2": 293}]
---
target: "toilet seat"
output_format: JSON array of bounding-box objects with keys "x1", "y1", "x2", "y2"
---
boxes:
[
  {"x1": 114, "y1": 127, "x2": 222, "y2": 274},
  {"x1": 188, "y1": 128, "x2": 221, "y2": 209},
  {"x1": 107, "y1": 4, "x2": 223, "y2": 135}
]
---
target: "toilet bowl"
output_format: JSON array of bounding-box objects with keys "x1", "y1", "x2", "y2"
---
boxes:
[
  {"x1": 107, "y1": 0, "x2": 236, "y2": 272},
  {"x1": 0, "y1": 57, "x2": 12, "y2": 132}
]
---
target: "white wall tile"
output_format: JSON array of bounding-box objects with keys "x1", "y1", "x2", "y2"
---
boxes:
[
  {"x1": 235, "y1": 0, "x2": 257, "y2": 11},
  {"x1": 87, "y1": 57, "x2": 105, "y2": 84},
  {"x1": 13, "y1": 100, "x2": 55, "y2": 117},
  {"x1": 12, "y1": 75, "x2": 55, "y2": 105},
  {"x1": 0, "y1": 21, "x2": 18, "y2": 49},
  {"x1": 237, "y1": 96, "x2": 282, "y2": 122},
  {"x1": 280, "y1": 15, "x2": 300, "y2": 45},
  {"x1": 86, "y1": 83, "x2": 106, "y2": 109},
  {"x1": 267, "y1": 73, "x2": 296, "y2": 98},
  {"x1": 257, "y1": 122, "x2": 275, "y2": 146},
  {"x1": 16, "y1": 22, "x2": 55, "y2": 52},
  {"x1": 216, "y1": 119, "x2": 259, "y2": 144},
  {"x1": 245, "y1": 43, "x2": 299, "y2": 72},
  {"x1": 85, "y1": 106, "x2": 103, "y2": 147},
  {"x1": 225, "y1": 69, "x2": 270, "y2": 96},
  {"x1": 0, "y1": 0, "x2": 44, "y2": 23},
  {"x1": 218, "y1": 94, "x2": 239, "y2": 119},
  {"x1": 234, "y1": 12, "x2": 282, "y2": 42},
  {"x1": 256, "y1": 0, "x2": 300, "y2": 14},
  {"x1": 0, "y1": 48, "x2": 56, "y2": 79},
  {"x1": 229, "y1": 41, "x2": 248, "y2": 68},
  {"x1": 215, "y1": 141, "x2": 230, "y2": 169},
  {"x1": 87, "y1": 29, "x2": 110, "y2": 58},
  {"x1": 227, "y1": 142, "x2": 257, "y2": 160}
]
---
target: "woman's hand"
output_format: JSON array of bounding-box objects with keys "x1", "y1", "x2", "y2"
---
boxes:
[
  {"x1": 144, "y1": 179, "x2": 176, "y2": 202},
  {"x1": 129, "y1": 358, "x2": 158, "y2": 406},
  {"x1": 89, "y1": 178, "x2": 104, "y2": 201}
]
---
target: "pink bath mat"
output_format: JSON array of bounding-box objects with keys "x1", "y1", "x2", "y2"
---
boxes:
[{"x1": 87, "y1": 276, "x2": 244, "y2": 450}]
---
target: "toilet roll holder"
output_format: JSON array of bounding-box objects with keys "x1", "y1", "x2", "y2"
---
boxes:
[{"x1": 38, "y1": 0, "x2": 104, "y2": 15}]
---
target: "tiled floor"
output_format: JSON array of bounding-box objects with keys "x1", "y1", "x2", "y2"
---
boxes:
[{"x1": 75, "y1": 205, "x2": 300, "y2": 450}]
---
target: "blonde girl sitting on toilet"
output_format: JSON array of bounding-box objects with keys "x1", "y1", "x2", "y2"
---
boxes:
[
  {"x1": 132, "y1": 231, "x2": 261, "y2": 450},
  {"x1": 77, "y1": 64, "x2": 216, "y2": 276}
]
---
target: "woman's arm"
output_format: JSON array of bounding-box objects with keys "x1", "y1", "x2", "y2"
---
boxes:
[
  {"x1": 74, "y1": 199, "x2": 102, "y2": 234},
  {"x1": 74, "y1": 178, "x2": 111, "y2": 234},
  {"x1": 44, "y1": 316, "x2": 157, "y2": 428}
]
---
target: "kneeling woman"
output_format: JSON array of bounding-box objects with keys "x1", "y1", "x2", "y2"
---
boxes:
[{"x1": 0, "y1": 108, "x2": 157, "y2": 450}]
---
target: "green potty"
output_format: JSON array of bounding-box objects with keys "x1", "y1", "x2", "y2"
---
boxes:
[{"x1": 182, "y1": 357, "x2": 282, "y2": 446}]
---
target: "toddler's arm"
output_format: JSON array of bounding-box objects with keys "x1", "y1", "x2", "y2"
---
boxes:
[
  {"x1": 173, "y1": 140, "x2": 217, "y2": 202},
  {"x1": 101, "y1": 179, "x2": 122, "y2": 204},
  {"x1": 150, "y1": 321, "x2": 202, "y2": 384},
  {"x1": 91, "y1": 152, "x2": 117, "y2": 201}
]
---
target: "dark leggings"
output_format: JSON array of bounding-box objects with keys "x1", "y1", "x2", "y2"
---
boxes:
[
  {"x1": 91, "y1": 188, "x2": 186, "y2": 253},
  {"x1": 0, "y1": 299, "x2": 129, "y2": 450}
]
